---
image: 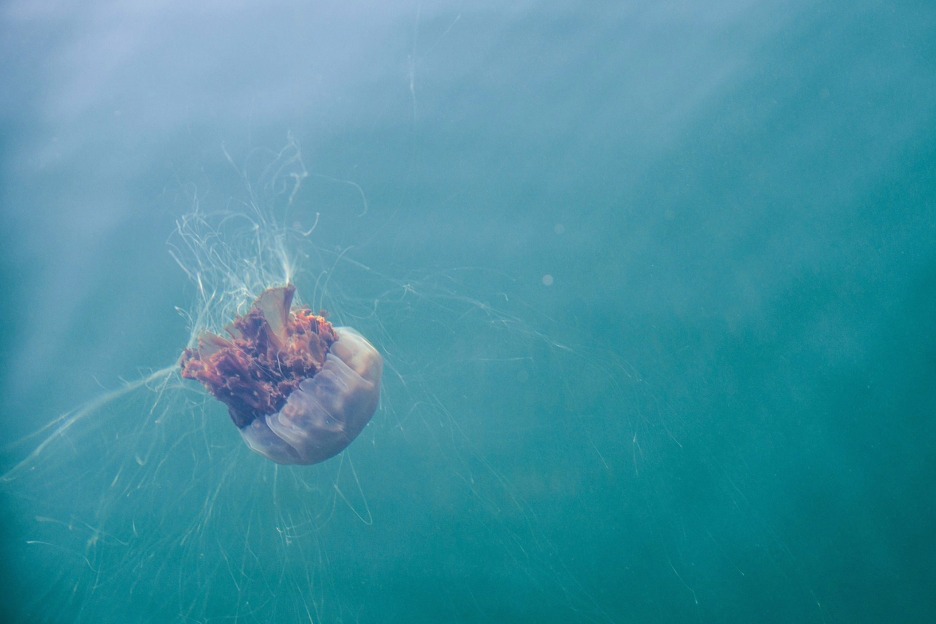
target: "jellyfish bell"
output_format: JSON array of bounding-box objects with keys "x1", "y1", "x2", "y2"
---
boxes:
[{"x1": 180, "y1": 283, "x2": 383, "y2": 465}]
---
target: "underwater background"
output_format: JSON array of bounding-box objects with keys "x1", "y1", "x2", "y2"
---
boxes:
[{"x1": 2, "y1": 0, "x2": 935, "y2": 622}]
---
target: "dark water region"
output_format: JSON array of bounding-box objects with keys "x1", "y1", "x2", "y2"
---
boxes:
[{"x1": 1, "y1": 1, "x2": 935, "y2": 622}]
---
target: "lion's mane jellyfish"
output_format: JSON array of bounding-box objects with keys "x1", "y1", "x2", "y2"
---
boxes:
[{"x1": 180, "y1": 284, "x2": 383, "y2": 465}]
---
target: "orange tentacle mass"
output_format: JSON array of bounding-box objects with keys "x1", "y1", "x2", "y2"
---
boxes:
[{"x1": 180, "y1": 285, "x2": 337, "y2": 428}]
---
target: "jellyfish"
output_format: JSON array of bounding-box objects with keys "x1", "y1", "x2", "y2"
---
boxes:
[
  {"x1": 180, "y1": 283, "x2": 383, "y2": 465},
  {"x1": 1, "y1": 139, "x2": 624, "y2": 624}
]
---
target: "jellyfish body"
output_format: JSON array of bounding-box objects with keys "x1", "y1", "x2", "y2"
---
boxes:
[
  {"x1": 180, "y1": 285, "x2": 383, "y2": 465},
  {"x1": 240, "y1": 327, "x2": 382, "y2": 464}
]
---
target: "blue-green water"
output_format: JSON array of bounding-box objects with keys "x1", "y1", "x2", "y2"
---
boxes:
[{"x1": 2, "y1": 1, "x2": 935, "y2": 622}]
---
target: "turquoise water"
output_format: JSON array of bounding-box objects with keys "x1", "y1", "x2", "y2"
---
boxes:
[{"x1": 2, "y1": 1, "x2": 935, "y2": 622}]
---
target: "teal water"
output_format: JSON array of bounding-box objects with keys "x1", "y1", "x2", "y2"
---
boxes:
[{"x1": 2, "y1": 1, "x2": 935, "y2": 623}]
